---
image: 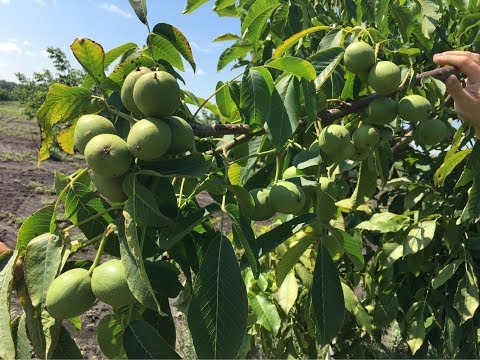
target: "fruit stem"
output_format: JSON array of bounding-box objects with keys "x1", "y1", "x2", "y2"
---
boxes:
[
  {"x1": 88, "y1": 225, "x2": 114, "y2": 276},
  {"x1": 190, "y1": 72, "x2": 243, "y2": 123},
  {"x1": 104, "y1": 102, "x2": 137, "y2": 125},
  {"x1": 227, "y1": 148, "x2": 277, "y2": 166},
  {"x1": 274, "y1": 152, "x2": 282, "y2": 184},
  {"x1": 62, "y1": 206, "x2": 123, "y2": 234},
  {"x1": 178, "y1": 178, "x2": 186, "y2": 207},
  {"x1": 71, "y1": 233, "x2": 104, "y2": 254}
]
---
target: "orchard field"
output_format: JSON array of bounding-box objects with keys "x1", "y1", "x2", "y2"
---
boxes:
[{"x1": 2, "y1": 0, "x2": 480, "y2": 359}]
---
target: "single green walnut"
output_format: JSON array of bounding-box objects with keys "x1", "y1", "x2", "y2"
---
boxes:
[
  {"x1": 269, "y1": 181, "x2": 306, "y2": 215},
  {"x1": 318, "y1": 124, "x2": 351, "y2": 156},
  {"x1": 368, "y1": 61, "x2": 401, "y2": 95},
  {"x1": 74, "y1": 114, "x2": 116, "y2": 154},
  {"x1": 45, "y1": 268, "x2": 95, "y2": 319},
  {"x1": 397, "y1": 94, "x2": 432, "y2": 122},
  {"x1": 341, "y1": 141, "x2": 356, "y2": 160},
  {"x1": 283, "y1": 166, "x2": 306, "y2": 179},
  {"x1": 127, "y1": 117, "x2": 172, "y2": 161},
  {"x1": 133, "y1": 71, "x2": 181, "y2": 117},
  {"x1": 120, "y1": 66, "x2": 152, "y2": 116},
  {"x1": 343, "y1": 41, "x2": 375, "y2": 75},
  {"x1": 91, "y1": 173, "x2": 127, "y2": 203},
  {"x1": 365, "y1": 97, "x2": 397, "y2": 125},
  {"x1": 165, "y1": 116, "x2": 195, "y2": 154},
  {"x1": 91, "y1": 259, "x2": 135, "y2": 309},
  {"x1": 84, "y1": 134, "x2": 132, "y2": 178},
  {"x1": 250, "y1": 188, "x2": 275, "y2": 221},
  {"x1": 352, "y1": 125, "x2": 380, "y2": 150},
  {"x1": 417, "y1": 119, "x2": 448, "y2": 145}
]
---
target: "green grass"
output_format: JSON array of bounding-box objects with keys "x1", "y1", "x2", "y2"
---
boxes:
[
  {"x1": 0, "y1": 101, "x2": 36, "y2": 140},
  {"x1": 0, "y1": 150, "x2": 35, "y2": 162},
  {"x1": 0, "y1": 101, "x2": 23, "y2": 118}
]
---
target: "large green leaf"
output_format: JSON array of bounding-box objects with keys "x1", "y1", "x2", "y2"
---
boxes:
[
  {"x1": 265, "y1": 57, "x2": 316, "y2": 80},
  {"x1": 434, "y1": 148, "x2": 471, "y2": 187},
  {"x1": 240, "y1": 68, "x2": 272, "y2": 131},
  {"x1": 274, "y1": 25, "x2": 332, "y2": 58},
  {"x1": 351, "y1": 156, "x2": 377, "y2": 209},
  {"x1": 215, "y1": 81, "x2": 237, "y2": 118},
  {"x1": 128, "y1": 0, "x2": 148, "y2": 25},
  {"x1": 311, "y1": 243, "x2": 344, "y2": 346},
  {"x1": 432, "y1": 259, "x2": 464, "y2": 289},
  {"x1": 308, "y1": 47, "x2": 344, "y2": 91},
  {"x1": 15, "y1": 313, "x2": 31, "y2": 360},
  {"x1": 241, "y1": 0, "x2": 280, "y2": 45},
  {"x1": 188, "y1": 236, "x2": 247, "y2": 359},
  {"x1": 16, "y1": 205, "x2": 55, "y2": 250},
  {"x1": 51, "y1": 325, "x2": 83, "y2": 359},
  {"x1": 24, "y1": 233, "x2": 63, "y2": 308},
  {"x1": 217, "y1": 42, "x2": 251, "y2": 71},
  {"x1": 0, "y1": 251, "x2": 17, "y2": 360},
  {"x1": 249, "y1": 292, "x2": 281, "y2": 333},
  {"x1": 123, "y1": 320, "x2": 180, "y2": 359},
  {"x1": 70, "y1": 38, "x2": 106, "y2": 85},
  {"x1": 265, "y1": 74, "x2": 300, "y2": 149},
  {"x1": 275, "y1": 234, "x2": 313, "y2": 286},
  {"x1": 97, "y1": 313, "x2": 126, "y2": 359},
  {"x1": 373, "y1": 291, "x2": 399, "y2": 328},
  {"x1": 403, "y1": 219, "x2": 436, "y2": 256},
  {"x1": 147, "y1": 33, "x2": 184, "y2": 71},
  {"x1": 183, "y1": 0, "x2": 209, "y2": 13},
  {"x1": 276, "y1": 271, "x2": 298, "y2": 315},
  {"x1": 330, "y1": 228, "x2": 364, "y2": 270},
  {"x1": 391, "y1": 5, "x2": 415, "y2": 42},
  {"x1": 37, "y1": 84, "x2": 104, "y2": 163},
  {"x1": 454, "y1": 266, "x2": 479, "y2": 323},
  {"x1": 407, "y1": 312, "x2": 425, "y2": 355}
]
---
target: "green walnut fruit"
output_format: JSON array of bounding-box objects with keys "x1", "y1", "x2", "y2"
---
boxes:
[
  {"x1": 127, "y1": 117, "x2": 172, "y2": 161},
  {"x1": 91, "y1": 173, "x2": 127, "y2": 203},
  {"x1": 397, "y1": 95, "x2": 432, "y2": 122},
  {"x1": 368, "y1": 61, "x2": 402, "y2": 95},
  {"x1": 84, "y1": 134, "x2": 132, "y2": 178},
  {"x1": 283, "y1": 166, "x2": 306, "y2": 179},
  {"x1": 250, "y1": 188, "x2": 275, "y2": 221},
  {"x1": 352, "y1": 125, "x2": 380, "y2": 150},
  {"x1": 45, "y1": 268, "x2": 95, "y2": 319},
  {"x1": 133, "y1": 71, "x2": 181, "y2": 118},
  {"x1": 165, "y1": 116, "x2": 195, "y2": 154},
  {"x1": 121, "y1": 67, "x2": 152, "y2": 116},
  {"x1": 365, "y1": 97, "x2": 398, "y2": 125},
  {"x1": 74, "y1": 114, "x2": 116, "y2": 154},
  {"x1": 417, "y1": 119, "x2": 448, "y2": 145},
  {"x1": 269, "y1": 181, "x2": 306, "y2": 215},
  {"x1": 343, "y1": 41, "x2": 375, "y2": 75},
  {"x1": 319, "y1": 124, "x2": 351, "y2": 156},
  {"x1": 91, "y1": 259, "x2": 135, "y2": 309}
]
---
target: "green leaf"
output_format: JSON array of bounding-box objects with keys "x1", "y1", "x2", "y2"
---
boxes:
[
  {"x1": 138, "y1": 153, "x2": 211, "y2": 178},
  {"x1": 40, "y1": 310, "x2": 60, "y2": 359},
  {"x1": 373, "y1": 291, "x2": 399, "y2": 327},
  {"x1": 188, "y1": 236, "x2": 248, "y2": 359},
  {"x1": 330, "y1": 228, "x2": 364, "y2": 270},
  {"x1": 265, "y1": 74, "x2": 300, "y2": 149},
  {"x1": 248, "y1": 292, "x2": 281, "y2": 334},
  {"x1": 147, "y1": 33, "x2": 184, "y2": 71},
  {"x1": 37, "y1": 84, "x2": 104, "y2": 163},
  {"x1": 70, "y1": 38, "x2": 106, "y2": 85},
  {"x1": 307, "y1": 47, "x2": 344, "y2": 94},
  {"x1": 274, "y1": 25, "x2": 332, "y2": 58},
  {"x1": 217, "y1": 42, "x2": 251, "y2": 71},
  {"x1": 15, "y1": 313, "x2": 31, "y2": 360},
  {"x1": 454, "y1": 266, "x2": 479, "y2": 323},
  {"x1": 404, "y1": 219, "x2": 436, "y2": 256},
  {"x1": 265, "y1": 57, "x2": 316, "y2": 80},
  {"x1": 351, "y1": 156, "x2": 377, "y2": 209},
  {"x1": 432, "y1": 259, "x2": 464, "y2": 289},
  {"x1": 258, "y1": 213, "x2": 315, "y2": 256},
  {"x1": 462, "y1": 178, "x2": 480, "y2": 222},
  {"x1": 0, "y1": 251, "x2": 17, "y2": 360},
  {"x1": 128, "y1": 0, "x2": 148, "y2": 25},
  {"x1": 216, "y1": 81, "x2": 236, "y2": 118},
  {"x1": 16, "y1": 205, "x2": 55, "y2": 250},
  {"x1": 311, "y1": 243, "x2": 344, "y2": 346},
  {"x1": 143, "y1": 301, "x2": 176, "y2": 348},
  {"x1": 276, "y1": 271, "x2": 298, "y2": 315},
  {"x1": 119, "y1": 210, "x2": 163, "y2": 313},
  {"x1": 24, "y1": 233, "x2": 63, "y2": 308},
  {"x1": 152, "y1": 23, "x2": 196, "y2": 72},
  {"x1": 375, "y1": 0, "x2": 391, "y2": 33},
  {"x1": 51, "y1": 325, "x2": 82, "y2": 359},
  {"x1": 144, "y1": 261, "x2": 183, "y2": 298},
  {"x1": 275, "y1": 233, "x2": 314, "y2": 286},
  {"x1": 183, "y1": 0, "x2": 209, "y2": 13},
  {"x1": 228, "y1": 205, "x2": 259, "y2": 278},
  {"x1": 214, "y1": 33, "x2": 242, "y2": 42},
  {"x1": 97, "y1": 314, "x2": 126, "y2": 359},
  {"x1": 356, "y1": 212, "x2": 410, "y2": 233},
  {"x1": 240, "y1": 68, "x2": 272, "y2": 131},
  {"x1": 443, "y1": 308, "x2": 462, "y2": 358},
  {"x1": 301, "y1": 79, "x2": 318, "y2": 126},
  {"x1": 342, "y1": 283, "x2": 374, "y2": 334},
  {"x1": 241, "y1": 0, "x2": 280, "y2": 45},
  {"x1": 407, "y1": 313, "x2": 425, "y2": 355},
  {"x1": 419, "y1": 0, "x2": 441, "y2": 38},
  {"x1": 391, "y1": 5, "x2": 415, "y2": 42},
  {"x1": 435, "y1": 149, "x2": 472, "y2": 187},
  {"x1": 123, "y1": 320, "x2": 180, "y2": 359}
]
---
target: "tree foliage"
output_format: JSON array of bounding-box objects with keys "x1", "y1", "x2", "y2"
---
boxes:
[{"x1": 1, "y1": 0, "x2": 480, "y2": 359}]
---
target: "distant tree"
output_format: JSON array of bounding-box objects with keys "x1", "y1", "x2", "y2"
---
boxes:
[
  {"x1": 0, "y1": 80, "x2": 18, "y2": 101},
  {"x1": 14, "y1": 47, "x2": 84, "y2": 118}
]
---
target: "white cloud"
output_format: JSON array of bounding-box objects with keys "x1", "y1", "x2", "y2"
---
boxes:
[
  {"x1": 25, "y1": 50, "x2": 35, "y2": 57},
  {"x1": 99, "y1": 3, "x2": 132, "y2": 18},
  {"x1": 41, "y1": 49, "x2": 49, "y2": 58},
  {"x1": 191, "y1": 41, "x2": 211, "y2": 54},
  {"x1": 197, "y1": 68, "x2": 206, "y2": 76},
  {"x1": 0, "y1": 42, "x2": 22, "y2": 55},
  {"x1": 0, "y1": 0, "x2": 11, "y2": 5},
  {"x1": 22, "y1": 40, "x2": 32, "y2": 47},
  {"x1": 34, "y1": 0, "x2": 56, "y2": 6}
]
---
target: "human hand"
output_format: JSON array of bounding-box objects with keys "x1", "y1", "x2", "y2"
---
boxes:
[{"x1": 433, "y1": 51, "x2": 480, "y2": 137}]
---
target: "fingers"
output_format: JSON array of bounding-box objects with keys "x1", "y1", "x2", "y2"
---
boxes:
[
  {"x1": 433, "y1": 52, "x2": 480, "y2": 81},
  {"x1": 445, "y1": 75, "x2": 475, "y2": 104}
]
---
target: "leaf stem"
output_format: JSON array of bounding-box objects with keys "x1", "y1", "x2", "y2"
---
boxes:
[
  {"x1": 71, "y1": 233, "x2": 104, "y2": 254},
  {"x1": 88, "y1": 225, "x2": 114, "y2": 276},
  {"x1": 62, "y1": 206, "x2": 122, "y2": 234},
  {"x1": 178, "y1": 178, "x2": 186, "y2": 207}
]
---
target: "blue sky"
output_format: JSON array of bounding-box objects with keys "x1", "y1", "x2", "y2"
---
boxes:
[{"x1": 0, "y1": 0, "x2": 241, "y2": 99}]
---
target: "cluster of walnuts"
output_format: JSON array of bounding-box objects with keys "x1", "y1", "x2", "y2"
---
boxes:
[{"x1": 74, "y1": 68, "x2": 195, "y2": 203}]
